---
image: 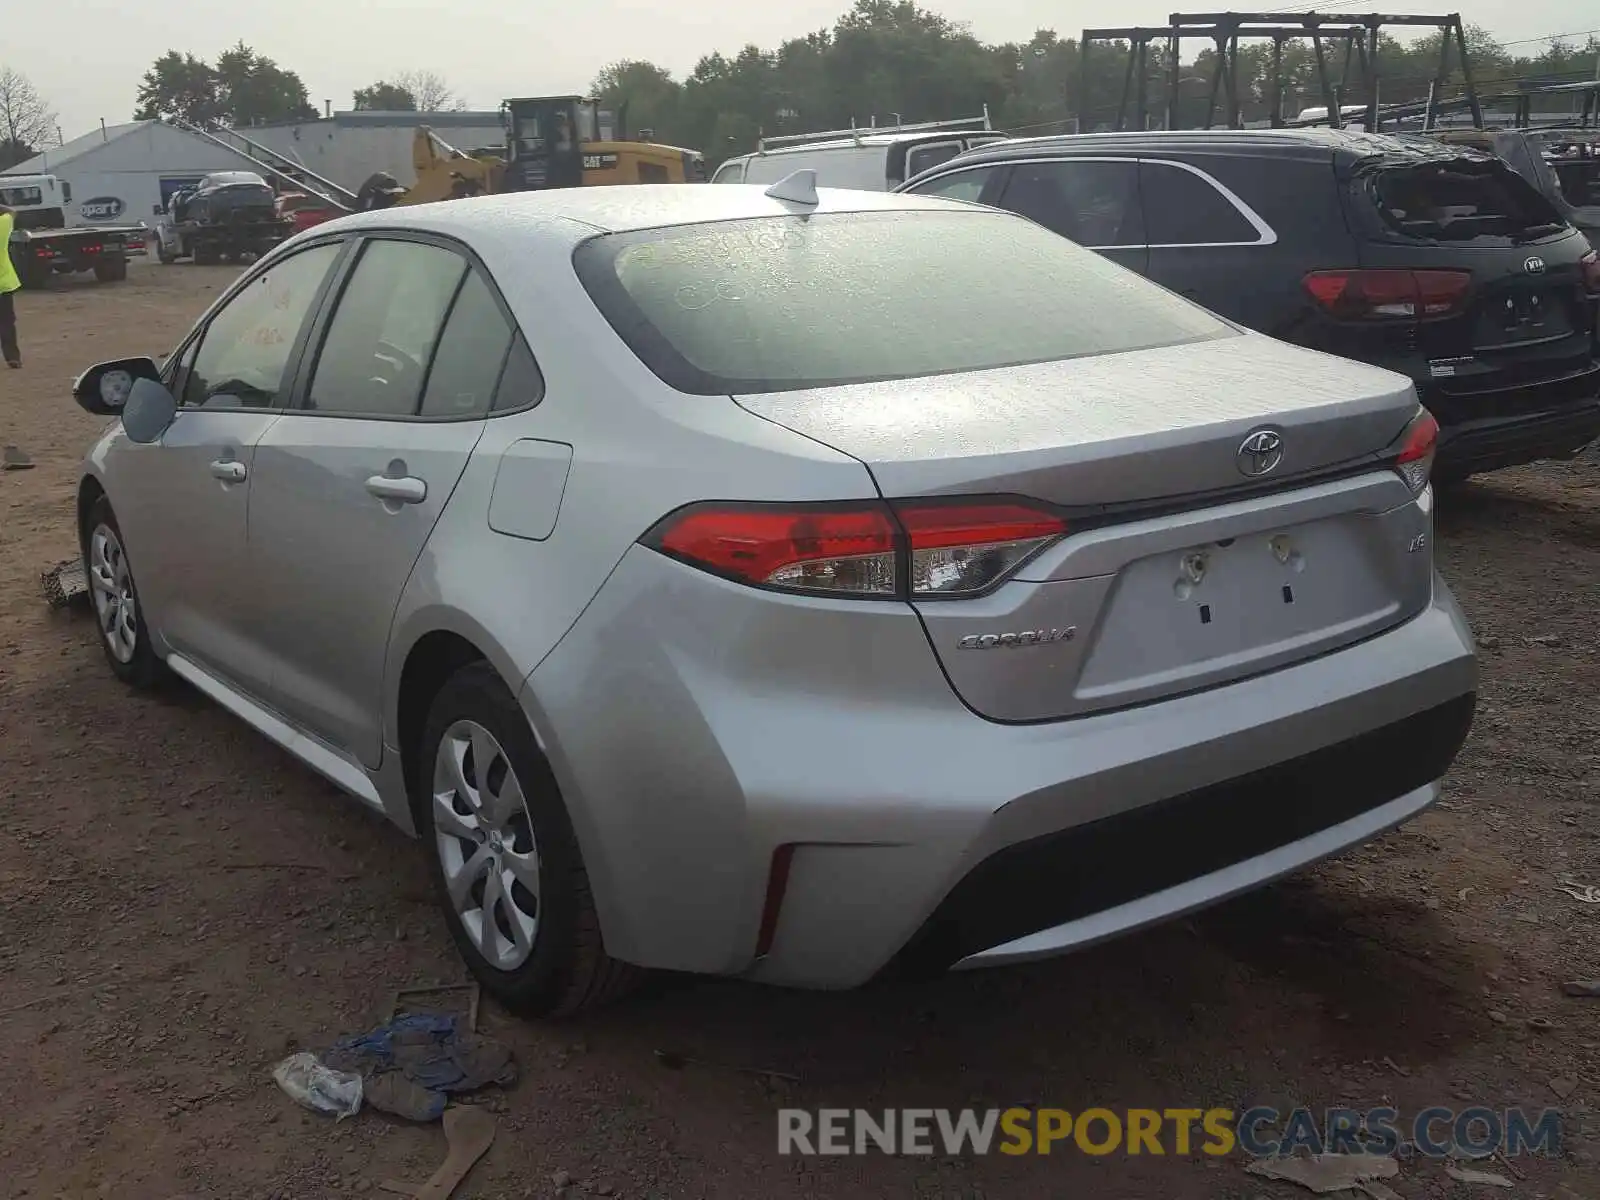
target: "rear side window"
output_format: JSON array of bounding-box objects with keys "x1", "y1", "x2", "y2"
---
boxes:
[
  {"x1": 419, "y1": 270, "x2": 514, "y2": 418},
  {"x1": 307, "y1": 239, "x2": 466, "y2": 416},
  {"x1": 997, "y1": 160, "x2": 1143, "y2": 247},
  {"x1": 1141, "y1": 162, "x2": 1262, "y2": 245},
  {"x1": 1368, "y1": 160, "x2": 1567, "y2": 243},
  {"x1": 572, "y1": 209, "x2": 1231, "y2": 395}
]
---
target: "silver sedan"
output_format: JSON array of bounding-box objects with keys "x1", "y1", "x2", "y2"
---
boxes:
[{"x1": 71, "y1": 179, "x2": 1477, "y2": 1015}]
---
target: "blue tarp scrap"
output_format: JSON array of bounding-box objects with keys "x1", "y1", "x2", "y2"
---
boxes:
[{"x1": 321, "y1": 1012, "x2": 516, "y2": 1122}]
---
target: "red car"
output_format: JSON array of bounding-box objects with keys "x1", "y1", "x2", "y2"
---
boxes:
[{"x1": 275, "y1": 191, "x2": 339, "y2": 233}]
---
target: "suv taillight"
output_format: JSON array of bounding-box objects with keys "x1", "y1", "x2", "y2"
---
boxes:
[
  {"x1": 1393, "y1": 408, "x2": 1439, "y2": 496},
  {"x1": 643, "y1": 499, "x2": 1068, "y2": 600},
  {"x1": 1303, "y1": 269, "x2": 1472, "y2": 320},
  {"x1": 1581, "y1": 250, "x2": 1600, "y2": 293}
]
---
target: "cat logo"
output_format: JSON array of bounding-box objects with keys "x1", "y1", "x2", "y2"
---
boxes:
[{"x1": 583, "y1": 154, "x2": 620, "y2": 171}]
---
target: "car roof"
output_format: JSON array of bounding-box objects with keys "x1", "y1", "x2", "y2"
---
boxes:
[
  {"x1": 936, "y1": 126, "x2": 1482, "y2": 167},
  {"x1": 315, "y1": 184, "x2": 986, "y2": 244},
  {"x1": 736, "y1": 130, "x2": 996, "y2": 158}
]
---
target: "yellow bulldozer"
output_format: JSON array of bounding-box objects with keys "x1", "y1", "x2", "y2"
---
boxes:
[{"x1": 359, "y1": 95, "x2": 706, "y2": 210}]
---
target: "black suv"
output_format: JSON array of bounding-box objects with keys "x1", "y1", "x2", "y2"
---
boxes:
[{"x1": 897, "y1": 129, "x2": 1600, "y2": 480}]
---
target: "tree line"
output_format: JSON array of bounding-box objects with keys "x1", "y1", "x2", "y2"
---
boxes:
[
  {"x1": 132, "y1": 45, "x2": 468, "y2": 126},
  {"x1": 594, "y1": 0, "x2": 1600, "y2": 165}
]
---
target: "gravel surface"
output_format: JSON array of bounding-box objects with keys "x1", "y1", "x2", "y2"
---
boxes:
[{"x1": 1, "y1": 264, "x2": 1596, "y2": 1199}]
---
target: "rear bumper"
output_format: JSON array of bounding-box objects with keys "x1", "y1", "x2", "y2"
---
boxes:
[
  {"x1": 1433, "y1": 398, "x2": 1600, "y2": 477},
  {"x1": 889, "y1": 693, "x2": 1472, "y2": 977},
  {"x1": 1425, "y1": 364, "x2": 1600, "y2": 476},
  {"x1": 523, "y1": 545, "x2": 1479, "y2": 990}
]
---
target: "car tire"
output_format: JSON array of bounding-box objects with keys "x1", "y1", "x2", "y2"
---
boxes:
[
  {"x1": 417, "y1": 661, "x2": 640, "y2": 1017},
  {"x1": 82, "y1": 496, "x2": 163, "y2": 688}
]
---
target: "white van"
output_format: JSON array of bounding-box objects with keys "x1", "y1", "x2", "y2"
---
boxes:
[{"x1": 711, "y1": 113, "x2": 1007, "y2": 191}]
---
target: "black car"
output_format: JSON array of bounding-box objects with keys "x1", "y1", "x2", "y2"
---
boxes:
[{"x1": 897, "y1": 128, "x2": 1600, "y2": 480}]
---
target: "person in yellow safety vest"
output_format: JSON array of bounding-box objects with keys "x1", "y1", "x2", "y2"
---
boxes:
[{"x1": 0, "y1": 204, "x2": 21, "y2": 367}]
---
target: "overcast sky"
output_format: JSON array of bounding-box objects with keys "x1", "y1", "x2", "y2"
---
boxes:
[{"x1": 17, "y1": 0, "x2": 1600, "y2": 139}]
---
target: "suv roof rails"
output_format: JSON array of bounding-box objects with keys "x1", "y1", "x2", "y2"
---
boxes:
[{"x1": 756, "y1": 106, "x2": 991, "y2": 154}]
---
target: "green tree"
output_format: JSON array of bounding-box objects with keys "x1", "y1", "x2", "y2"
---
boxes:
[
  {"x1": 134, "y1": 44, "x2": 315, "y2": 126},
  {"x1": 592, "y1": 60, "x2": 681, "y2": 140},
  {"x1": 134, "y1": 51, "x2": 220, "y2": 123},
  {"x1": 215, "y1": 42, "x2": 316, "y2": 124},
  {"x1": 353, "y1": 81, "x2": 417, "y2": 111}
]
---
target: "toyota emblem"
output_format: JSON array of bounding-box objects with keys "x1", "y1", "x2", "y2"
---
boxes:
[
  {"x1": 1523, "y1": 256, "x2": 1546, "y2": 274},
  {"x1": 1236, "y1": 429, "x2": 1285, "y2": 478}
]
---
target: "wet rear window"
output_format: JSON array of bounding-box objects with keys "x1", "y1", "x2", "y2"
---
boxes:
[
  {"x1": 1369, "y1": 160, "x2": 1567, "y2": 243},
  {"x1": 572, "y1": 209, "x2": 1233, "y2": 395}
]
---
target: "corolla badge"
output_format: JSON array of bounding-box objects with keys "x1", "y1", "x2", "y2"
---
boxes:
[
  {"x1": 957, "y1": 628, "x2": 1077, "y2": 650},
  {"x1": 1236, "y1": 428, "x2": 1285, "y2": 478},
  {"x1": 1523, "y1": 256, "x2": 1545, "y2": 274}
]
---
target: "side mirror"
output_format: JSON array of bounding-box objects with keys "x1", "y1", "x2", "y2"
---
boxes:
[
  {"x1": 72, "y1": 356, "x2": 161, "y2": 416},
  {"x1": 122, "y1": 378, "x2": 179, "y2": 444},
  {"x1": 152, "y1": 203, "x2": 163, "y2": 215}
]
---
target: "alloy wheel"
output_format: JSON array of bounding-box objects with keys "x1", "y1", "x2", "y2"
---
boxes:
[
  {"x1": 432, "y1": 720, "x2": 542, "y2": 970},
  {"x1": 88, "y1": 524, "x2": 138, "y2": 664}
]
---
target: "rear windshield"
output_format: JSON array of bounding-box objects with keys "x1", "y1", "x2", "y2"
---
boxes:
[
  {"x1": 572, "y1": 209, "x2": 1233, "y2": 394},
  {"x1": 1368, "y1": 160, "x2": 1568, "y2": 244}
]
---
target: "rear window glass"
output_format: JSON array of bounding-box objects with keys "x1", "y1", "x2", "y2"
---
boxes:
[
  {"x1": 572, "y1": 210, "x2": 1232, "y2": 395},
  {"x1": 1368, "y1": 161, "x2": 1567, "y2": 243}
]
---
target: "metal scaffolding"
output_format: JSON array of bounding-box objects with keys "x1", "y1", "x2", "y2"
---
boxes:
[{"x1": 1079, "y1": 11, "x2": 1483, "y2": 133}]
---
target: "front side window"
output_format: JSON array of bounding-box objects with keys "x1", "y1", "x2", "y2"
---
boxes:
[
  {"x1": 907, "y1": 166, "x2": 997, "y2": 204},
  {"x1": 573, "y1": 209, "x2": 1231, "y2": 395},
  {"x1": 711, "y1": 160, "x2": 746, "y2": 184},
  {"x1": 1141, "y1": 162, "x2": 1260, "y2": 245},
  {"x1": 997, "y1": 160, "x2": 1143, "y2": 247},
  {"x1": 182, "y1": 242, "x2": 342, "y2": 409},
  {"x1": 306, "y1": 239, "x2": 467, "y2": 416}
]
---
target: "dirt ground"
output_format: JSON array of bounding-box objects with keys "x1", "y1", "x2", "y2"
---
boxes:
[{"x1": 0, "y1": 264, "x2": 1597, "y2": 1200}]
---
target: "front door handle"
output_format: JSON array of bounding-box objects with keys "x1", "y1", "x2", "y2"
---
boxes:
[
  {"x1": 365, "y1": 474, "x2": 427, "y2": 505},
  {"x1": 209, "y1": 459, "x2": 247, "y2": 482}
]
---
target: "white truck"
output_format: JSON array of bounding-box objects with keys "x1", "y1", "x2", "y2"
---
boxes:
[{"x1": 1, "y1": 174, "x2": 143, "y2": 287}]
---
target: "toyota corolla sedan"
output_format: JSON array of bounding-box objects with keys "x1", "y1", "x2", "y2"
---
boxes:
[{"x1": 71, "y1": 179, "x2": 1478, "y2": 1015}]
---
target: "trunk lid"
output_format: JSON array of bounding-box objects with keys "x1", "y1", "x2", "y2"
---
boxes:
[
  {"x1": 735, "y1": 332, "x2": 1417, "y2": 507},
  {"x1": 735, "y1": 333, "x2": 1433, "y2": 722}
]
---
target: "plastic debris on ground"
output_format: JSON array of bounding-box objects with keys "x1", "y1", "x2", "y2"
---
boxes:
[
  {"x1": 272, "y1": 1011, "x2": 516, "y2": 1123},
  {"x1": 272, "y1": 1051, "x2": 364, "y2": 1119},
  {"x1": 1244, "y1": 1153, "x2": 1400, "y2": 1193},
  {"x1": 1444, "y1": 1162, "x2": 1515, "y2": 1188},
  {"x1": 41, "y1": 559, "x2": 89, "y2": 610}
]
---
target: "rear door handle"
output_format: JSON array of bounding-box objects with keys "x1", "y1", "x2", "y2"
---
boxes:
[
  {"x1": 365, "y1": 474, "x2": 427, "y2": 504},
  {"x1": 209, "y1": 459, "x2": 247, "y2": 482}
]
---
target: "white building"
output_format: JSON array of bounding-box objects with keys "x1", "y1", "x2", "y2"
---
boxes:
[
  {"x1": 1, "y1": 121, "x2": 269, "y2": 226},
  {"x1": 242, "y1": 110, "x2": 507, "y2": 191}
]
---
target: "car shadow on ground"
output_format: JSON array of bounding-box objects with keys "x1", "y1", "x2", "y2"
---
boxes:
[{"x1": 1436, "y1": 475, "x2": 1600, "y2": 550}]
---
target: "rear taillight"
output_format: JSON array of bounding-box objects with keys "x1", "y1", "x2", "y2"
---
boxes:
[
  {"x1": 643, "y1": 498, "x2": 1068, "y2": 600},
  {"x1": 1581, "y1": 250, "x2": 1600, "y2": 293},
  {"x1": 1393, "y1": 407, "x2": 1439, "y2": 496},
  {"x1": 1303, "y1": 269, "x2": 1472, "y2": 320}
]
